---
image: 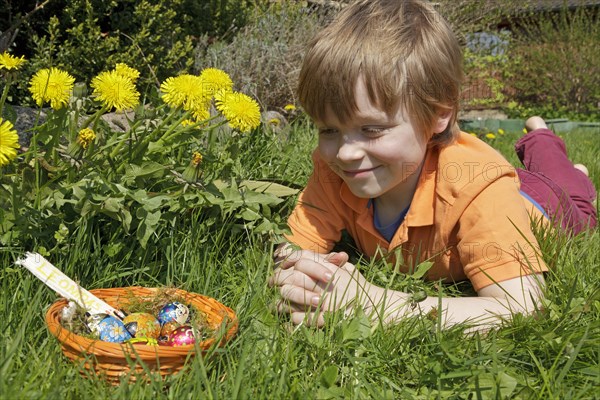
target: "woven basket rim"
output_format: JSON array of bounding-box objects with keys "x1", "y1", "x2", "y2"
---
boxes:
[{"x1": 45, "y1": 286, "x2": 238, "y2": 360}]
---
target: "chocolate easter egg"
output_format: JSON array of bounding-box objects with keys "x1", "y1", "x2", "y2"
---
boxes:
[
  {"x1": 166, "y1": 326, "x2": 195, "y2": 346},
  {"x1": 157, "y1": 302, "x2": 189, "y2": 326},
  {"x1": 92, "y1": 315, "x2": 132, "y2": 343},
  {"x1": 86, "y1": 313, "x2": 109, "y2": 334},
  {"x1": 123, "y1": 312, "x2": 161, "y2": 338},
  {"x1": 160, "y1": 321, "x2": 181, "y2": 337}
]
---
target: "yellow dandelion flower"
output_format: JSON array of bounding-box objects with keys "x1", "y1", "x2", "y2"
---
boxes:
[
  {"x1": 114, "y1": 63, "x2": 140, "y2": 82},
  {"x1": 214, "y1": 90, "x2": 261, "y2": 133},
  {"x1": 199, "y1": 68, "x2": 233, "y2": 96},
  {"x1": 497, "y1": 128, "x2": 505, "y2": 135},
  {"x1": 181, "y1": 119, "x2": 195, "y2": 127},
  {"x1": 284, "y1": 104, "x2": 296, "y2": 112},
  {"x1": 29, "y1": 68, "x2": 75, "y2": 109},
  {"x1": 469, "y1": 132, "x2": 477, "y2": 137},
  {"x1": 485, "y1": 133, "x2": 496, "y2": 139},
  {"x1": 191, "y1": 106, "x2": 210, "y2": 122},
  {"x1": 91, "y1": 70, "x2": 140, "y2": 112},
  {"x1": 0, "y1": 52, "x2": 26, "y2": 71},
  {"x1": 268, "y1": 118, "x2": 281, "y2": 126},
  {"x1": 160, "y1": 74, "x2": 210, "y2": 111},
  {"x1": 77, "y1": 127, "x2": 96, "y2": 149},
  {"x1": 0, "y1": 118, "x2": 19, "y2": 167},
  {"x1": 522, "y1": 128, "x2": 528, "y2": 134},
  {"x1": 192, "y1": 151, "x2": 203, "y2": 166}
]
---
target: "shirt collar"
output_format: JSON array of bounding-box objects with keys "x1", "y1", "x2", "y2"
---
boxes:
[{"x1": 404, "y1": 147, "x2": 438, "y2": 227}]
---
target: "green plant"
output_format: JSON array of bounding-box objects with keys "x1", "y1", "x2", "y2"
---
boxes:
[
  {"x1": 462, "y1": 46, "x2": 509, "y2": 109},
  {"x1": 435, "y1": 0, "x2": 525, "y2": 45},
  {"x1": 0, "y1": 61, "x2": 296, "y2": 259},
  {"x1": 502, "y1": 7, "x2": 600, "y2": 121}
]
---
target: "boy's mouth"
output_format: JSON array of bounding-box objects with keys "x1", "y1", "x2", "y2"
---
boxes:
[{"x1": 342, "y1": 166, "x2": 379, "y2": 178}]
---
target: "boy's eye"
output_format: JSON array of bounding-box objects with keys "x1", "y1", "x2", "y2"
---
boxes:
[
  {"x1": 318, "y1": 128, "x2": 337, "y2": 136},
  {"x1": 362, "y1": 127, "x2": 385, "y2": 135}
]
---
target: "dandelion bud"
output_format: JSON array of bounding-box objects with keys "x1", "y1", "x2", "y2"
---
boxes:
[
  {"x1": 192, "y1": 151, "x2": 203, "y2": 166},
  {"x1": 77, "y1": 128, "x2": 96, "y2": 149},
  {"x1": 72, "y1": 82, "x2": 88, "y2": 99},
  {"x1": 182, "y1": 151, "x2": 203, "y2": 182}
]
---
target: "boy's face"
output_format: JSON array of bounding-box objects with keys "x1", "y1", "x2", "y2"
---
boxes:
[{"x1": 316, "y1": 78, "x2": 437, "y2": 206}]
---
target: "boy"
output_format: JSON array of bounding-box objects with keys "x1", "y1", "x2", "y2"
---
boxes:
[{"x1": 268, "y1": 0, "x2": 596, "y2": 329}]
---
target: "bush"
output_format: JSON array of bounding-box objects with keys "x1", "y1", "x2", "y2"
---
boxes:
[
  {"x1": 194, "y1": 2, "x2": 326, "y2": 111},
  {"x1": 433, "y1": 1, "x2": 523, "y2": 112},
  {"x1": 434, "y1": 0, "x2": 519, "y2": 46},
  {"x1": 502, "y1": 7, "x2": 600, "y2": 121},
  {"x1": 461, "y1": 34, "x2": 511, "y2": 110}
]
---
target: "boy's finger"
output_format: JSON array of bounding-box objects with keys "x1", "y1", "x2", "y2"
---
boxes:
[
  {"x1": 292, "y1": 257, "x2": 335, "y2": 283},
  {"x1": 324, "y1": 251, "x2": 349, "y2": 267},
  {"x1": 279, "y1": 283, "x2": 320, "y2": 307},
  {"x1": 275, "y1": 299, "x2": 313, "y2": 314},
  {"x1": 274, "y1": 248, "x2": 318, "y2": 270},
  {"x1": 268, "y1": 267, "x2": 289, "y2": 287},
  {"x1": 270, "y1": 268, "x2": 326, "y2": 293}
]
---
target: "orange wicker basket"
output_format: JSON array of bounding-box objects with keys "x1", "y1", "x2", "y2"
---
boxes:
[{"x1": 45, "y1": 286, "x2": 238, "y2": 384}]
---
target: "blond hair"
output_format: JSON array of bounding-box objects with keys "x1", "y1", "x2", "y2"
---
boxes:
[{"x1": 298, "y1": 0, "x2": 463, "y2": 147}]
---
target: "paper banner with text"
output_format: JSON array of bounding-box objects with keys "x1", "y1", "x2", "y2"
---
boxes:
[{"x1": 15, "y1": 252, "x2": 125, "y2": 319}]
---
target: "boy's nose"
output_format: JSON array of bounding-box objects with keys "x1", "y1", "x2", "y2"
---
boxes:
[{"x1": 336, "y1": 135, "x2": 363, "y2": 162}]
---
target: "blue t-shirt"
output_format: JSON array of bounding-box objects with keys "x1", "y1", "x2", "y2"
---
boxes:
[{"x1": 372, "y1": 200, "x2": 410, "y2": 242}]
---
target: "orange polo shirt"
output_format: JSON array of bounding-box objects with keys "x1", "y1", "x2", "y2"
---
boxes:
[{"x1": 285, "y1": 132, "x2": 548, "y2": 291}]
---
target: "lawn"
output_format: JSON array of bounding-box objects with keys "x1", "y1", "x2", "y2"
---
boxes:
[{"x1": 1, "y1": 123, "x2": 598, "y2": 399}]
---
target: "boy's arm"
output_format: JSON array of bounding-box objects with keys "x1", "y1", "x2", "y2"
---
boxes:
[
  {"x1": 270, "y1": 250, "x2": 544, "y2": 329},
  {"x1": 367, "y1": 273, "x2": 544, "y2": 329}
]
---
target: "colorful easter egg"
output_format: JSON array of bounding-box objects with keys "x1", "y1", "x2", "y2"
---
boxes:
[
  {"x1": 166, "y1": 326, "x2": 195, "y2": 346},
  {"x1": 89, "y1": 315, "x2": 132, "y2": 343},
  {"x1": 86, "y1": 313, "x2": 109, "y2": 334},
  {"x1": 157, "y1": 302, "x2": 189, "y2": 326},
  {"x1": 160, "y1": 321, "x2": 181, "y2": 337},
  {"x1": 123, "y1": 312, "x2": 161, "y2": 338}
]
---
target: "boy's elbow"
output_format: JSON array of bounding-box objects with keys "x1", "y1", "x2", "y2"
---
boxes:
[{"x1": 479, "y1": 273, "x2": 545, "y2": 315}]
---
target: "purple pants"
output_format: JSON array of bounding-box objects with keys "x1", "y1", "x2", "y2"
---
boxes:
[{"x1": 516, "y1": 128, "x2": 597, "y2": 235}]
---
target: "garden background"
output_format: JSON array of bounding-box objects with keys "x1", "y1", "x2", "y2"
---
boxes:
[{"x1": 0, "y1": 0, "x2": 599, "y2": 398}]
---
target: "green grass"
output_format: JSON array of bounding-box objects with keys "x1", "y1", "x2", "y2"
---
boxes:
[{"x1": 1, "y1": 125, "x2": 598, "y2": 399}]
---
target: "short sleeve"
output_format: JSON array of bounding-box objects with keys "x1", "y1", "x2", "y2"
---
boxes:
[
  {"x1": 454, "y1": 174, "x2": 548, "y2": 291},
  {"x1": 284, "y1": 151, "x2": 345, "y2": 253}
]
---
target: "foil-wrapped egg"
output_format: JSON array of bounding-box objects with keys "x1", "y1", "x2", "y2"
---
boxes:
[
  {"x1": 166, "y1": 326, "x2": 196, "y2": 346},
  {"x1": 157, "y1": 302, "x2": 189, "y2": 326},
  {"x1": 123, "y1": 312, "x2": 161, "y2": 338},
  {"x1": 160, "y1": 321, "x2": 181, "y2": 337},
  {"x1": 88, "y1": 314, "x2": 132, "y2": 343},
  {"x1": 86, "y1": 313, "x2": 109, "y2": 333}
]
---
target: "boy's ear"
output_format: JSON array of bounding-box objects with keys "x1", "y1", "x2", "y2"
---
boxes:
[{"x1": 433, "y1": 108, "x2": 453, "y2": 134}]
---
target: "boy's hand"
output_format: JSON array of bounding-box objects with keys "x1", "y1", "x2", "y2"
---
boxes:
[
  {"x1": 269, "y1": 247, "x2": 376, "y2": 327},
  {"x1": 273, "y1": 243, "x2": 349, "y2": 271}
]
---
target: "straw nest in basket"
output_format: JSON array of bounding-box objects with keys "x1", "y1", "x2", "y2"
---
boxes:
[{"x1": 45, "y1": 286, "x2": 238, "y2": 384}]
